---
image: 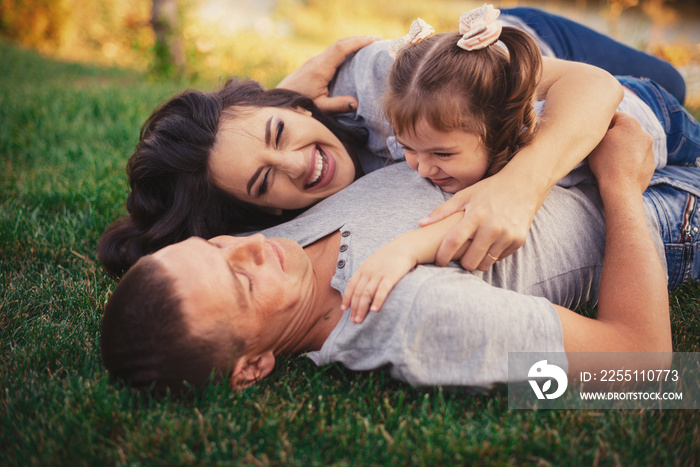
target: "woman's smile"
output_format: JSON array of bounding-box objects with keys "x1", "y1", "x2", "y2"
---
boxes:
[
  {"x1": 305, "y1": 145, "x2": 337, "y2": 190},
  {"x1": 208, "y1": 106, "x2": 356, "y2": 210}
]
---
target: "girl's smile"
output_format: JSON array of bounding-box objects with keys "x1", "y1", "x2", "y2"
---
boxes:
[{"x1": 397, "y1": 119, "x2": 491, "y2": 193}]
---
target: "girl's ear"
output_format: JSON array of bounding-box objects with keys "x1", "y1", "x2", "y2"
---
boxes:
[{"x1": 230, "y1": 351, "x2": 276, "y2": 390}]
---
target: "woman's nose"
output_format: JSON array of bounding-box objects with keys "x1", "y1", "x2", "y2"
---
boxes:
[{"x1": 277, "y1": 149, "x2": 307, "y2": 179}]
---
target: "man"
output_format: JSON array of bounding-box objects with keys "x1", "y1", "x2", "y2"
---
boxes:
[{"x1": 101, "y1": 113, "x2": 697, "y2": 393}]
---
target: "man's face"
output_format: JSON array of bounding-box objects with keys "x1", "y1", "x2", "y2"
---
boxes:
[{"x1": 152, "y1": 234, "x2": 315, "y2": 355}]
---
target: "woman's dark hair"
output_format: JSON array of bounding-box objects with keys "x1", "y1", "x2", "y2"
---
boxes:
[
  {"x1": 99, "y1": 79, "x2": 366, "y2": 276},
  {"x1": 385, "y1": 27, "x2": 542, "y2": 176}
]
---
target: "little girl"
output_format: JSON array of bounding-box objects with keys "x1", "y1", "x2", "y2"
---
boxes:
[
  {"x1": 342, "y1": 4, "x2": 700, "y2": 321},
  {"x1": 385, "y1": 5, "x2": 698, "y2": 194}
]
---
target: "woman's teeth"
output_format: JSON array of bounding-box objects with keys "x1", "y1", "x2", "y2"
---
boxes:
[{"x1": 306, "y1": 148, "x2": 327, "y2": 188}]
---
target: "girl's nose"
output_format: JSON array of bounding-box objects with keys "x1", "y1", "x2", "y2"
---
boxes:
[{"x1": 415, "y1": 154, "x2": 438, "y2": 178}]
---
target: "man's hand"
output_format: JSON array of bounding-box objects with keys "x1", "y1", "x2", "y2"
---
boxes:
[
  {"x1": 276, "y1": 35, "x2": 380, "y2": 114},
  {"x1": 587, "y1": 111, "x2": 655, "y2": 194}
]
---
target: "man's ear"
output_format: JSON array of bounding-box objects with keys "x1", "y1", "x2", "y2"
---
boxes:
[{"x1": 230, "y1": 351, "x2": 276, "y2": 389}]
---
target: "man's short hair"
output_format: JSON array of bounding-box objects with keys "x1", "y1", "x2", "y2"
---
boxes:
[{"x1": 100, "y1": 256, "x2": 239, "y2": 394}]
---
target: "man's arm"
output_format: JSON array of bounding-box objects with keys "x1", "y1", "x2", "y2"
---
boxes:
[{"x1": 554, "y1": 112, "x2": 671, "y2": 374}]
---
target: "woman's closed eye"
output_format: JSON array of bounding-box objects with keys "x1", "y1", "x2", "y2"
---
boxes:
[
  {"x1": 257, "y1": 120, "x2": 285, "y2": 196},
  {"x1": 275, "y1": 121, "x2": 284, "y2": 148},
  {"x1": 258, "y1": 168, "x2": 272, "y2": 196}
]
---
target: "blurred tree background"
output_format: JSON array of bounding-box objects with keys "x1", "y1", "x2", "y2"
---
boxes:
[{"x1": 1, "y1": 0, "x2": 699, "y2": 105}]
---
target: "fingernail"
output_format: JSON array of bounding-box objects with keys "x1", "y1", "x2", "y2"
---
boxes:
[{"x1": 341, "y1": 304, "x2": 347, "y2": 311}]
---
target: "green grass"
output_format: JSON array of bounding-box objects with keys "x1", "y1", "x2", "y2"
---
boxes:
[{"x1": 1, "y1": 40, "x2": 699, "y2": 466}]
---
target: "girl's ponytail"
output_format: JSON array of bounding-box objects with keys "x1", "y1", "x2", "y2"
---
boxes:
[{"x1": 484, "y1": 27, "x2": 542, "y2": 176}]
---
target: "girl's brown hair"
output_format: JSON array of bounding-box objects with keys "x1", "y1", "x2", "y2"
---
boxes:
[{"x1": 385, "y1": 27, "x2": 542, "y2": 176}]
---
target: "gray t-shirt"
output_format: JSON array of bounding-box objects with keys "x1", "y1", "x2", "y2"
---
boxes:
[{"x1": 260, "y1": 163, "x2": 666, "y2": 388}]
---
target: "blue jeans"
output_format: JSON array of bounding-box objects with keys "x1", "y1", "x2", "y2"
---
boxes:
[
  {"x1": 501, "y1": 7, "x2": 687, "y2": 104},
  {"x1": 645, "y1": 166, "x2": 700, "y2": 288},
  {"x1": 616, "y1": 76, "x2": 700, "y2": 167}
]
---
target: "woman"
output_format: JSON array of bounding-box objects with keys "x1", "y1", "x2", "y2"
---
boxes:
[{"x1": 98, "y1": 7, "x2": 687, "y2": 276}]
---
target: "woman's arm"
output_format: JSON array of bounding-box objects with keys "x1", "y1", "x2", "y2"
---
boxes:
[
  {"x1": 423, "y1": 57, "x2": 624, "y2": 270},
  {"x1": 554, "y1": 112, "x2": 671, "y2": 374},
  {"x1": 276, "y1": 35, "x2": 380, "y2": 114}
]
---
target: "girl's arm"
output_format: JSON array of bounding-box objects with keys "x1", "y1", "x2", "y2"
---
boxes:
[
  {"x1": 342, "y1": 213, "x2": 464, "y2": 323},
  {"x1": 423, "y1": 57, "x2": 624, "y2": 270}
]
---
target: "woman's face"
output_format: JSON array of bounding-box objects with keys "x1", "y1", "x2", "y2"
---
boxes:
[{"x1": 209, "y1": 106, "x2": 357, "y2": 211}]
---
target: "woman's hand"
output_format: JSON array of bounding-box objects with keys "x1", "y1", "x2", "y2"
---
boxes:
[
  {"x1": 419, "y1": 173, "x2": 540, "y2": 271},
  {"x1": 342, "y1": 243, "x2": 417, "y2": 324},
  {"x1": 276, "y1": 35, "x2": 380, "y2": 114}
]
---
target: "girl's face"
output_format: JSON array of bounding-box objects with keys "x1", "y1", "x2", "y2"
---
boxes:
[
  {"x1": 209, "y1": 106, "x2": 357, "y2": 211},
  {"x1": 397, "y1": 119, "x2": 490, "y2": 193}
]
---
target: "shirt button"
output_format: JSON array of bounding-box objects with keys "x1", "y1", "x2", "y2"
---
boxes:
[
  {"x1": 341, "y1": 230, "x2": 351, "y2": 237},
  {"x1": 337, "y1": 260, "x2": 346, "y2": 268},
  {"x1": 339, "y1": 244, "x2": 348, "y2": 252}
]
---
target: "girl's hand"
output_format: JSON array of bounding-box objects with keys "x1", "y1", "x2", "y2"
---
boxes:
[
  {"x1": 276, "y1": 35, "x2": 381, "y2": 114},
  {"x1": 419, "y1": 174, "x2": 539, "y2": 271},
  {"x1": 342, "y1": 244, "x2": 417, "y2": 324}
]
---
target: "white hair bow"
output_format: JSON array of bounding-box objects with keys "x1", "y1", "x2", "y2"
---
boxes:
[
  {"x1": 457, "y1": 3, "x2": 503, "y2": 51},
  {"x1": 389, "y1": 17, "x2": 435, "y2": 58}
]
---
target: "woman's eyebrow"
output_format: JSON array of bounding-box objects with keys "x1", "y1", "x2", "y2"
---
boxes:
[{"x1": 264, "y1": 116, "x2": 273, "y2": 147}]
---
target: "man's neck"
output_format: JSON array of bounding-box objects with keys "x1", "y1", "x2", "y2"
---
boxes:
[{"x1": 280, "y1": 232, "x2": 343, "y2": 355}]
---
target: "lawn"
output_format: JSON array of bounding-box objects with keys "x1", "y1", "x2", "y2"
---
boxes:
[{"x1": 1, "y1": 39, "x2": 699, "y2": 465}]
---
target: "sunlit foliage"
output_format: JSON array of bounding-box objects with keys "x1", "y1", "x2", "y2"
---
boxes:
[{"x1": 1, "y1": 0, "x2": 698, "y2": 101}]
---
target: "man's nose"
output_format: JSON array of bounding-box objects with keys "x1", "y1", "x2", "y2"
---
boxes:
[{"x1": 226, "y1": 233, "x2": 266, "y2": 265}]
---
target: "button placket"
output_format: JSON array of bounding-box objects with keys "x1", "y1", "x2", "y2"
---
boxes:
[{"x1": 337, "y1": 230, "x2": 351, "y2": 271}]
